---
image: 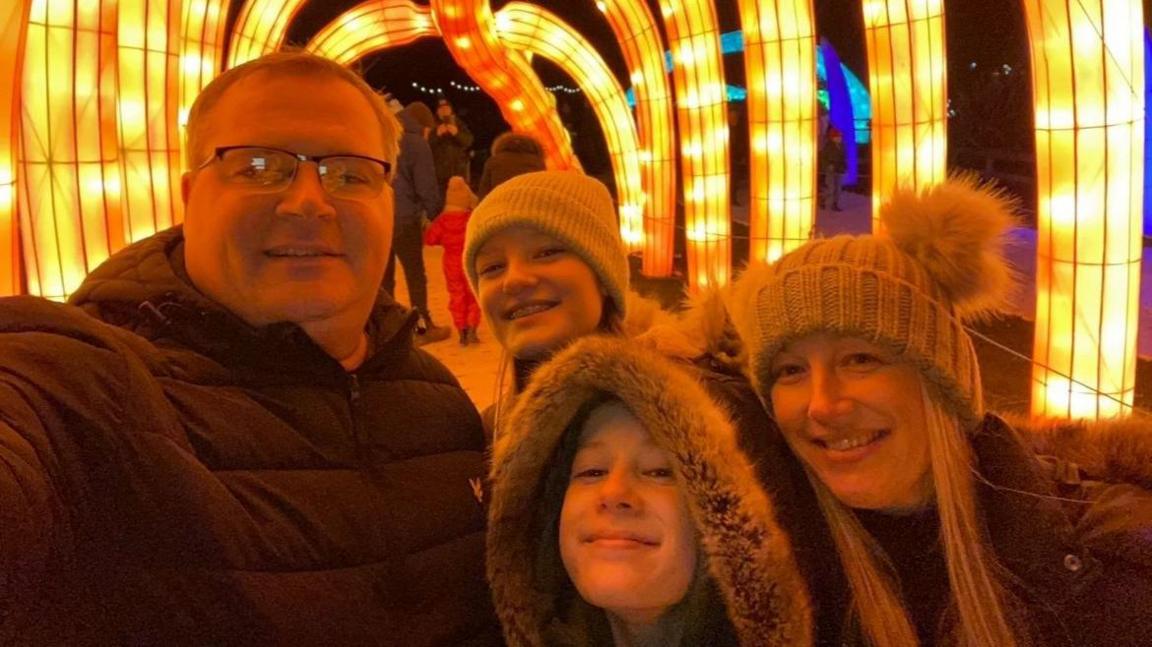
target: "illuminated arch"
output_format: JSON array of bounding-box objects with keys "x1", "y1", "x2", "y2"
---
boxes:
[
  {"x1": 659, "y1": 0, "x2": 731, "y2": 291},
  {"x1": 496, "y1": 3, "x2": 644, "y2": 251},
  {"x1": 596, "y1": 0, "x2": 676, "y2": 276},
  {"x1": 179, "y1": 0, "x2": 230, "y2": 165},
  {"x1": 431, "y1": 0, "x2": 578, "y2": 170},
  {"x1": 1, "y1": 0, "x2": 28, "y2": 296},
  {"x1": 1024, "y1": 0, "x2": 1145, "y2": 419},
  {"x1": 862, "y1": 0, "x2": 947, "y2": 229},
  {"x1": 228, "y1": 0, "x2": 307, "y2": 68},
  {"x1": 118, "y1": 0, "x2": 184, "y2": 240},
  {"x1": 739, "y1": 0, "x2": 818, "y2": 265},
  {"x1": 308, "y1": 0, "x2": 438, "y2": 64},
  {"x1": 19, "y1": 0, "x2": 124, "y2": 301}
]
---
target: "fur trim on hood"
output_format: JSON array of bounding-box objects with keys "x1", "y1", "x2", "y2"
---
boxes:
[
  {"x1": 1000, "y1": 412, "x2": 1152, "y2": 490},
  {"x1": 487, "y1": 336, "x2": 812, "y2": 646},
  {"x1": 623, "y1": 289, "x2": 746, "y2": 370}
]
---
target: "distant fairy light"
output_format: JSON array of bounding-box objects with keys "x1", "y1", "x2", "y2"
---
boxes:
[{"x1": 412, "y1": 80, "x2": 580, "y2": 95}]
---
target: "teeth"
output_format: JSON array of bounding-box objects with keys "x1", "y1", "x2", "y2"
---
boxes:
[
  {"x1": 509, "y1": 304, "x2": 552, "y2": 320},
  {"x1": 825, "y1": 430, "x2": 883, "y2": 451}
]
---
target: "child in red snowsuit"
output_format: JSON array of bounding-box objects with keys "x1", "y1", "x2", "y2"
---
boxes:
[{"x1": 424, "y1": 176, "x2": 482, "y2": 345}]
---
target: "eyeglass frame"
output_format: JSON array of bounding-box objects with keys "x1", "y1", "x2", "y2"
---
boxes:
[{"x1": 195, "y1": 145, "x2": 394, "y2": 198}]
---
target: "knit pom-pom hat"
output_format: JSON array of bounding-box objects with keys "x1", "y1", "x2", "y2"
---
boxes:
[
  {"x1": 463, "y1": 170, "x2": 628, "y2": 317},
  {"x1": 728, "y1": 176, "x2": 1019, "y2": 429}
]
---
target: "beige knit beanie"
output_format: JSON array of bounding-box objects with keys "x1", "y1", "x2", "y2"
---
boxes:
[
  {"x1": 728, "y1": 176, "x2": 1018, "y2": 429},
  {"x1": 463, "y1": 170, "x2": 628, "y2": 316}
]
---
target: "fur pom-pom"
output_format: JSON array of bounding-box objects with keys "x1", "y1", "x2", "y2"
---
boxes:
[{"x1": 881, "y1": 174, "x2": 1020, "y2": 321}]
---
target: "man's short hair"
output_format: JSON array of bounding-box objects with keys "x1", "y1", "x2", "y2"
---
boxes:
[{"x1": 184, "y1": 51, "x2": 401, "y2": 172}]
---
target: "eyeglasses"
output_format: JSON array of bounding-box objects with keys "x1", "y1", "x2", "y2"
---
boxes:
[{"x1": 197, "y1": 146, "x2": 393, "y2": 199}]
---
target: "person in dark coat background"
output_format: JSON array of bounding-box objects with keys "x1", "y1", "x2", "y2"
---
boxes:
[
  {"x1": 430, "y1": 97, "x2": 474, "y2": 192},
  {"x1": 0, "y1": 52, "x2": 500, "y2": 645},
  {"x1": 476, "y1": 131, "x2": 547, "y2": 200},
  {"x1": 383, "y1": 100, "x2": 451, "y2": 344}
]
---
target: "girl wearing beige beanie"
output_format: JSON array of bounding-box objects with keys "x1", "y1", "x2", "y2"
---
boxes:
[{"x1": 727, "y1": 177, "x2": 1152, "y2": 647}]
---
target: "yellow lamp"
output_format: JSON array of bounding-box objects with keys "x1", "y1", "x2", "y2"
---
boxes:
[
  {"x1": 179, "y1": 0, "x2": 229, "y2": 166},
  {"x1": 19, "y1": 0, "x2": 125, "y2": 301},
  {"x1": 740, "y1": 0, "x2": 817, "y2": 264},
  {"x1": 496, "y1": 3, "x2": 645, "y2": 252},
  {"x1": 308, "y1": 0, "x2": 439, "y2": 64},
  {"x1": 0, "y1": 0, "x2": 29, "y2": 296},
  {"x1": 430, "y1": 0, "x2": 578, "y2": 171},
  {"x1": 596, "y1": 0, "x2": 676, "y2": 276},
  {"x1": 228, "y1": 0, "x2": 306, "y2": 67},
  {"x1": 118, "y1": 0, "x2": 184, "y2": 240},
  {"x1": 659, "y1": 0, "x2": 731, "y2": 291},
  {"x1": 1024, "y1": 0, "x2": 1145, "y2": 419},
  {"x1": 862, "y1": 0, "x2": 947, "y2": 230}
]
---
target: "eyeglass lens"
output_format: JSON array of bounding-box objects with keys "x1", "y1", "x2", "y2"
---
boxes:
[{"x1": 218, "y1": 148, "x2": 386, "y2": 198}]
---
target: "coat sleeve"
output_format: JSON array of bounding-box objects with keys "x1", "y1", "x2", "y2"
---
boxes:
[{"x1": 412, "y1": 138, "x2": 444, "y2": 218}]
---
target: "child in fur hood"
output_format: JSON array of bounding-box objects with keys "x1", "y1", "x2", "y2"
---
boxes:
[
  {"x1": 424, "y1": 176, "x2": 482, "y2": 345},
  {"x1": 487, "y1": 335, "x2": 813, "y2": 646}
]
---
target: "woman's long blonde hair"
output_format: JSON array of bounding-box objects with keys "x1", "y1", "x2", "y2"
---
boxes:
[{"x1": 810, "y1": 382, "x2": 1027, "y2": 647}]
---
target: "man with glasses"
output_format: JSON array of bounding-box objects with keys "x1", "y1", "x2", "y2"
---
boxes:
[{"x1": 0, "y1": 52, "x2": 500, "y2": 645}]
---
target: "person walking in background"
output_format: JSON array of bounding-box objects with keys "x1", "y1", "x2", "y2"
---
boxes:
[
  {"x1": 384, "y1": 100, "x2": 451, "y2": 345},
  {"x1": 820, "y1": 126, "x2": 846, "y2": 211},
  {"x1": 476, "y1": 131, "x2": 547, "y2": 200},
  {"x1": 431, "y1": 97, "x2": 474, "y2": 192},
  {"x1": 727, "y1": 177, "x2": 1152, "y2": 647},
  {"x1": 424, "y1": 176, "x2": 482, "y2": 346}
]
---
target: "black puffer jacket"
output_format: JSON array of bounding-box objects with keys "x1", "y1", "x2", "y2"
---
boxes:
[{"x1": 0, "y1": 227, "x2": 501, "y2": 646}]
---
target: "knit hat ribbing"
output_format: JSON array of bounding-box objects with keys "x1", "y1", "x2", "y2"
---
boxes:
[
  {"x1": 729, "y1": 177, "x2": 1018, "y2": 429},
  {"x1": 463, "y1": 170, "x2": 629, "y2": 316}
]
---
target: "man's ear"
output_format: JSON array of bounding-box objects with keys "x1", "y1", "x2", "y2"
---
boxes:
[{"x1": 181, "y1": 171, "x2": 193, "y2": 205}]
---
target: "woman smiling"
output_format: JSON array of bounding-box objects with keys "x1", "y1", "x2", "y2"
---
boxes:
[{"x1": 728, "y1": 177, "x2": 1152, "y2": 647}]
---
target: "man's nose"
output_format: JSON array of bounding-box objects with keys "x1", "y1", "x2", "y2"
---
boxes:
[
  {"x1": 275, "y1": 162, "x2": 337, "y2": 219},
  {"x1": 598, "y1": 469, "x2": 639, "y2": 512}
]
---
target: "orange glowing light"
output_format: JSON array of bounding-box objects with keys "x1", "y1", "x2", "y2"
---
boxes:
[
  {"x1": 1024, "y1": 0, "x2": 1145, "y2": 419},
  {"x1": 118, "y1": 0, "x2": 184, "y2": 241},
  {"x1": 740, "y1": 0, "x2": 817, "y2": 264},
  {"x1": 596, "y1": 0, "x2": 676, "y2": 276},
  {"x1": 179, "y1": 0, "x2": 229, "y2": 165},
  {"x1": 228, "y1": 0, "x2": 307, "y2": 67},
  {"x1": 19, "y1": 0, "x2": 125, "y2": 301},
  {"x1": 863, "y1": 0, "x2": 947, "y2": 231},
  {"x1": 430, "y1": 0, "x2": 578, "y2": 170},
  {"x1": 308, "y1": 0, "x2": 439, "y2": 63},
  {"x1": 660, "y1": 0, "x2": 730, "y2": 291},
  {"x1": 0, "y1": 0, "x2": 28, "y2": 296},
  {"x1": 496, "y1": 3, "x2": 644, "y2": 251}
]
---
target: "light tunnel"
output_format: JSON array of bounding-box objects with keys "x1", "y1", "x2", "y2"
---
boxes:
[{"x1": 1, "y1": 0, "x2": 1148, "y2": 421}]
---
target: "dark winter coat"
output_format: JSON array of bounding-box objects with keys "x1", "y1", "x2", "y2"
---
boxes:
[
  {"x1": 0, "y1": 227, "x2": 500, "y2": 646},
  {"x1": 395, "y1": 110, "x2": 443, "y2": 226},
  {"x1": 477, "y1": 133, "x2": 547, "y2": 199},
  {"x1": 487, "y1": 335, "x2": 813, "y2": 646},
  {"x1": 430, "y1": 115, "x2": 474, "y2": 185},
  {"x1": 832, "y1": 413, "x2": 1152, "y2": 647}
]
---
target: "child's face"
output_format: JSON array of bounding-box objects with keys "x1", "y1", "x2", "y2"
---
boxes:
[
  {"x1": 559, "y1": 403, "x2": 697, "y2": 626},
  {"x1": 474, "y1": 226, "x2": 605, "y2": 360}
]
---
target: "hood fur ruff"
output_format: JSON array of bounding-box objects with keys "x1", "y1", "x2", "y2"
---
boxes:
[
  {"x1": 1003, "y1": 412, "x2": 1152, "y2": 489},
  {"x1": 487, "y1": 336, "x2": 812, "y2": 646}
]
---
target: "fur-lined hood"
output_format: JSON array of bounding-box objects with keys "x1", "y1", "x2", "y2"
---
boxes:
[
  {"x1": 1005, "y1": 413, "x2": 1152, "y2": 490},
  {"x1": 487, "y1": 335, "x2": 812, "y2": 646}
]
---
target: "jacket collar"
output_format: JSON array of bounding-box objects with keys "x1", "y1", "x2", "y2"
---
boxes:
[
  {"x1": 67, "y1": 226, "x2": 417, "y2": 379},
  {"x1": 971, "y1": 414, "x2": 1100, "y2": 604}
]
